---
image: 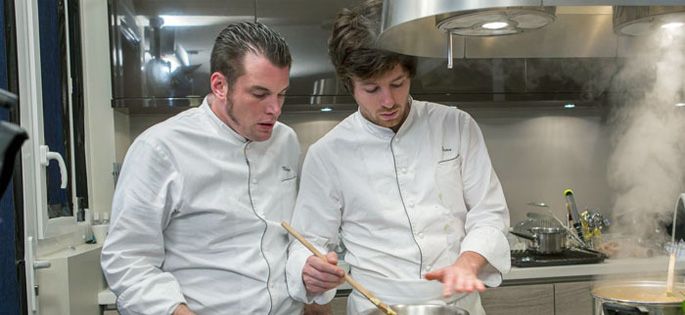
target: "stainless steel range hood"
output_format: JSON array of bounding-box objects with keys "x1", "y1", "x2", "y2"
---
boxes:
[
  {"x1": 107, "y1": 0, "x2": 685, "y2": 114},
  {"x1": 379, "y1": 1, "x2": 685, "y2": 59}
]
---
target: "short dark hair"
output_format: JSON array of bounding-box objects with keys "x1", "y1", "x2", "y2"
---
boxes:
[
  {"x1": 328, "y1": 0, "x2": 417, "y2": 92},
  {"x1": 210, "y1": 21, "x2": 292, "y2": 88}
]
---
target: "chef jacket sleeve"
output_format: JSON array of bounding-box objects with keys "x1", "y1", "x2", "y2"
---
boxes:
[
  {"x1": 286, "y1": 143, "x2": 342, "y2": 305},
  {"x1": 101, "y1": 139, "x2": 187, "y2": 315},
  {"x1": 456, "y1": 113, "x2": 512, "y2": 287}
]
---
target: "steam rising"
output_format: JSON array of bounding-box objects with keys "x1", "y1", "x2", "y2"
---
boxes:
[{"x1": 607, "y1": 29, "x2": 685, "y2": 245}]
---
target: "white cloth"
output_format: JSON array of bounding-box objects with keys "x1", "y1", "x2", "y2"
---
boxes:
[
  {"x1": 286, "y1": 100, "x2": 510, "y2": 315},
  {"x1": 101, "y1": 98, "x2": 303, "y2": 315}
]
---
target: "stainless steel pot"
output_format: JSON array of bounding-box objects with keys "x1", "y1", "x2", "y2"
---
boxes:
[
  {"x1": 510, "y1": 226, "x2": 567, "y2": 254},
  {"x1": 362, "y1": 305, "x2": 469, "y2": 315},
  {"x1": 592, "y1": 280, "x2": 685, "y2": 315}
]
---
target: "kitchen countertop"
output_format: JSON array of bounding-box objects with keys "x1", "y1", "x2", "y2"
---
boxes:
[
  {"x1": 98, "y1": 255, "x2": 683, "y2": 305},
  {"x1": 503, "y1": 255, "x2": 680, "y2": 285}
]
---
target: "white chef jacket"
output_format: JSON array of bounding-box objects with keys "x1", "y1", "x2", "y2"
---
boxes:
[
  {"x1": 286, "y1": 100, "x2": 510, "y2": 315},
  {"x1": 101, "y1": 98, "x2": 303, "y2": 315}
]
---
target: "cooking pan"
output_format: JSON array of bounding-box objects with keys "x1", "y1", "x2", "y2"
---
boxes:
[
  {"x1": 592, "y1": 280, "x2": 685, "y2": 314},
  {"x1": 510, "y1": 226, "x2": 567, "y2": 254},
  {"x1": 362, "y1": 304, "x2": 469, "y2": 315}
]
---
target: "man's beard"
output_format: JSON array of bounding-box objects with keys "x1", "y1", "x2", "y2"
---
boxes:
[{"x1": 225, "y1": 96, "x2": 241, "y2": 128}]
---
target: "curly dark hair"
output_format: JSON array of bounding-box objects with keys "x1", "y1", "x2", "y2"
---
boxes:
[
  {"x1": 210, "y1": 21, "x2": 292, "y2": 89},
  {"x1": 328, "y1": 0, "x2": 417, "y2": 92}
]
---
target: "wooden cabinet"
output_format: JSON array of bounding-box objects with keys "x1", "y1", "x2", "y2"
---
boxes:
[
  {"x1": 481, "y1": 283, "x2": 555, "y2": 315},
  {"x1": 481, "y1": 281, "x2": 593, "y2": 315},
  {"x1": 555, "y1": 281, "x2": 593, "y2": 315}
]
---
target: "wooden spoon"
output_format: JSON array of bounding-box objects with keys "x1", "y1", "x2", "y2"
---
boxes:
[{"x1": 281, "y1": 221, "x2": 397, "y2": 315}]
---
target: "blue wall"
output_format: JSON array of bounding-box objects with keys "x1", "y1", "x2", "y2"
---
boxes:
[{"x1": 0, "y1": 0, "x2": 22, "y2": 313}]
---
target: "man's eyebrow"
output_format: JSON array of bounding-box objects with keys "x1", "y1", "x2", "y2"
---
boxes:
[
  {"x1": 391, "y1": 74, "x2": 406, "y2": 82},
  {"x1": 249, "y1": 85, "x2": 289, "y2": 94},
  {"x1": 250, "y1": 86, "x2": 270, "y2": 93},
  {"x1": 359, "y1": 74, "x2": 406, "y2": 85}
]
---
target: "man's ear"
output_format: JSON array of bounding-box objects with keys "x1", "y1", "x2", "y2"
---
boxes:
[{"x1": 210, "y1": 72, "x2": 228, "y2": 100}]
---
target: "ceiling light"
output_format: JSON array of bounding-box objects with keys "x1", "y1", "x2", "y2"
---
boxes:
[
  {"x1": 436, "y1": 7, "x2": 556, "y2": 37},
  {"x1": 137, "y1": 15, "x2": 252, "y2": 27},
  {"x1": 662, "y1": 22, "x2": 685, "y2": 29},
  {"x1": 564, "y1": 103, "x2": 576, "y2": 109},
  {"x1": 482, "y1": 22, "x2": 509, "y2": 30},
  {"x1": 614, "y1": 6, "x2": 685, "y2": 36},
  {"x1": 676, "y1": 102, "x2": 685, "y2": 107},
  {"x1": 320, "y1": 107, "x2": 333, "y2": 112}
]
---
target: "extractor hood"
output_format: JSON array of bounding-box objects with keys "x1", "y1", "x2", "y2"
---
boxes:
[
  {"x1": 107, "y1": 0, "x2": 685, "y2": 114},
  {"x1": 378, "y1": 1, "x2": 685, "y2": 59}
]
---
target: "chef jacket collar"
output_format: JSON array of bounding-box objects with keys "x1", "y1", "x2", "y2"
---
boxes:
[
  {"x1": 356, "y1": 96, "x2": 417, "y2": 140},
  {"x1": 200, "y1": 96, "x2": 249, "y2": 145}
]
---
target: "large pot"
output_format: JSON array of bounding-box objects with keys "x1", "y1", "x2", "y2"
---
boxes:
[
  {"x1": 510, "y1": 226, "x2": 567, "y2": 254},
  {"x1": 592, "y1": 280, "x2": 685, "y2": 315},
  {"x1": 362, "y1": 304, "x2": 469, "y2": 315}
]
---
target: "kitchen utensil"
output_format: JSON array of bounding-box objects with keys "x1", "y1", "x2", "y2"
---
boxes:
[
  {"x1": 362, "y1": 304, "x2": 469, "y2": 315},
  {"x1": 510, "y1": 226, "x2": 567, "y2": 254},
  {"x1": 281, "y1": 222, "x2": 397, "y2": 315},
  {"x1": 592, "y1": 280, "x2": 685, "y2": 315},
  {"x1": 564, "y1": 189, "x2": 585, "y2": 242}
]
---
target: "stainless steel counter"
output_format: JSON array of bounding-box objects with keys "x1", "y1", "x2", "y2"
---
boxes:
[{"x1": 504, "y1": 255, "x2": 680, "y2": 285}]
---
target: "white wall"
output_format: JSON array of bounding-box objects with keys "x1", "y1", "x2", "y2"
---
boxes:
[
  {"x1": 473, "y1": 109, "x2": 611, "y2": 225},
  {"x1": 81, "y1": 0, "x2": 116, "y2": 216}
]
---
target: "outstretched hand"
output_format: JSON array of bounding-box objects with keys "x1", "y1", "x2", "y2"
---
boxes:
[{"x1": 424, "y1": 251, "x2": 487, "y2": 298}]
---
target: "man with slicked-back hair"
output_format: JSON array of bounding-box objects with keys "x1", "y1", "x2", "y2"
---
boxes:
[{"x1": 102, "y1": 21, "x2": 303, "y2": 315}]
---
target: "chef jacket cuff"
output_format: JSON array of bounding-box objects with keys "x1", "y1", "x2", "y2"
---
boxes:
[
  {"x1": 460, "y1": 225, "x2": 511, "y2": 287},
  {"x1": 115, "y1": 275, "x2": 187, "y2": 315},
  {"x1": 286, "y1": 244, "x2": 336, "y2": 305}
]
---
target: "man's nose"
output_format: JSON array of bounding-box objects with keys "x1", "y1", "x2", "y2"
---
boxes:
[
  {"x1": 379, "y1": 89, "x2": 394, "y2": 108},
  {"x1": 266, "y1": 96, "x2": 282, "y2": 116}
]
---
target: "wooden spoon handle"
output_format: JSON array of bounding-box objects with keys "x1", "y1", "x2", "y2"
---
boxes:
[{"x1": 281, "y1": 221, "x2": 396, "y2": 315}]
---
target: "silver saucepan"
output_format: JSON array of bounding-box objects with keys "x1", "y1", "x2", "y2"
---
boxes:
[
  {"x1": 592, "y1": 280, "x2": 685, "y2": 314},
  {"x1": 362, "y1": 304, "x2": 470, "y2": 315},
  {"x1": 510, "y1": 226, "x2": 567, "y2": 254}
]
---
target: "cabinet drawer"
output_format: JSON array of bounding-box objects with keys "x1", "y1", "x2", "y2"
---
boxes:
[{"x1": 481, "y1": 283, "x2": 554, "y2": 315}]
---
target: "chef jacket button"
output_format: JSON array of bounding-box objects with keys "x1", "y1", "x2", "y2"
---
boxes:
[
  {"x1": 425, "y1": 265, "x2": 432, "y2": 271},
  {"x1": 408, "y1": 201, "x2": 415, "y2": 208},
  {"x1": 252, "y1": 178, "x2": 258, "y2": 184},
  {"x1": 417, "y1": 232, "x2": 424, "y2": 239},
  {"x1": 401, "y1": 168, "x2": 407, "y2": 174}
]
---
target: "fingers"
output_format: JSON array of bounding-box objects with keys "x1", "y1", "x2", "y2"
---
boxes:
[
  {"x1": 448, "y1": 274, "x2": 486, "y2": 296},
  {"x1": 442, "y1": 270, "x2": 456, "y2": 297},
  {"x1": 425, "y1": 266, "x2": 486, "y2": 297},
  {"x1": 424, "y1": 269, "x2": 443, "y2": 281},
  {"x1": 452, "y1": 276, "x2": 486, "y2": 293},
  {"x1": 302, "y1": 254, "x2": 346, "y2": 294},
  {"x1": 325, "y1": 251, "x2": 339, "y2": 265}
]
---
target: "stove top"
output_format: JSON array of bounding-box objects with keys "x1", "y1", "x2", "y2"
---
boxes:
[{"x1": 511, "y1": 248, "x2": 607, "y2": 267}]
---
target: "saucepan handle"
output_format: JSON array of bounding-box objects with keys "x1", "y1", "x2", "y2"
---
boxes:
[
  {"x1": 509, "y1": 230, "x2": 535, "y2": 241},
  {"x1": 602, "y1": 302, "x2": 649, "y2": 315}
]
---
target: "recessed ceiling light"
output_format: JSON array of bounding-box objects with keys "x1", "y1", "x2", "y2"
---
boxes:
[
  {"x1": 661, "y1": 22, "x2": 685, "y2": 30},
  {"x1": 482, "y1": 22, "x2": 509, "y2": 30},
  {"x1": 564, "y1": 103, "x2": 576, "y2": 109},
  {"x1": 320, "y1": 107, "x2": 333, "y2": 112}
]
